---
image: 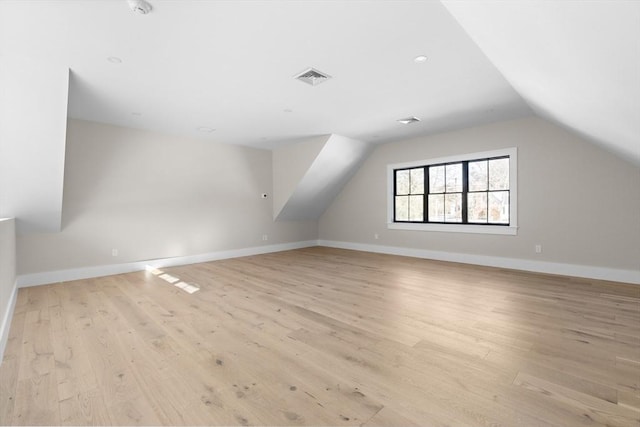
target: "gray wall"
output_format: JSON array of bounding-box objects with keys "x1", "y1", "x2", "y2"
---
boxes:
[
  {"x1": 319, "y1": 116, "x2": 640, "y2": 271},
  {"x1": 17, "y1": 120, "x2": 317, "y2": 275},
  {"x1": 14, "y1": 116, "x2": 640, "y2": 277}
]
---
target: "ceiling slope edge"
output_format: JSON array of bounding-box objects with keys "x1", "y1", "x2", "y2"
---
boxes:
[
  {"x1": 441, "y1": 0, "x2": 640, "y2": 166},
  {"x1": 274, "y1": 135, "x2": 373, "y2": 221},
  {"x1": 272, "y1": 135, "x2": 330, "y2": 220},
  {"x1": 0, "y1": 56, "x2": 69, "y2": 234}
]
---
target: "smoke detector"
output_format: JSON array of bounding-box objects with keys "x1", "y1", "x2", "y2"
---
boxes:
[
  {"x1": 128, "y1": 0, "x2": 152, "y2": 14},
  {"x1": 294, "y1": 68, "x2": 332, "y2": 86}
]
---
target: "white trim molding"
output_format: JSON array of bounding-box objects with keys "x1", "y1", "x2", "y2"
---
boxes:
[
  {"x1": 17, "y1": 240, "x2": 318, "y2": 288},
  {"x1": 0, "y1": 280, "x2": 18, "y2": 363},
  {"x1": 14, "y1": 238, "x2": 640, "y2": 290},
  {"x1": 317, "y1": 239, "x2": 640, "y2": 285},
  {"x1": 387, "y1": 222, "x2": 518, "y2": 235}
]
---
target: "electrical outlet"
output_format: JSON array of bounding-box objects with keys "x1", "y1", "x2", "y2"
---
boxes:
[
  {"x1": 112, "y1": 248, "x2": 119, "y2": 257},
  {"x1": 535, "y1": 244, "x2": 542, "y2": 254},
  {"x1": 262, "y1": 234, "x2": 268, "y2": 241},
  {"x1": 374, "y1": 233, "x2": 379, "y2": 240}
]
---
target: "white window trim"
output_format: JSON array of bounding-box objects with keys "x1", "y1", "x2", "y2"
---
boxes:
[{"x1": 387, "y1": 147, "x2": 518, "y2": 235}]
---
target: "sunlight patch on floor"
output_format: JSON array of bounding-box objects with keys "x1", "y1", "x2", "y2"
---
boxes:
[{"x1": 146, "y1": 265, "x2": 200, "y2": 294}]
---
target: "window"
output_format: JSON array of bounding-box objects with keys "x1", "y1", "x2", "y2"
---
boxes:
[{"x1": 388, "y1": 148, "x2": 517, "y2": 235}]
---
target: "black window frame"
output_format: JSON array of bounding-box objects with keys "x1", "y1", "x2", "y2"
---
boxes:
[{"x1": 393, "y1": 155, "x2": 510, "y2": 226}]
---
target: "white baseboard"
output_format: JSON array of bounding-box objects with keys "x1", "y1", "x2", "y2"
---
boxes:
[
  {"x1": 17, "y1": 240, "x2": 318, "y2": 288},
  {"x1": 0, "y1": 280, "x2": 18, "y2": 364},
  {"x1": 317, "y1": 240, "x2": 640, "y2": 285},
  {"x1": 15, "y1": 238, "x2": 640, "y2": 288}
]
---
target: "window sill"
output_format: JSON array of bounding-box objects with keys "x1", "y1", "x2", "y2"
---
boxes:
[{"x1": 387, "y1": 222, "x2": 518, "y2": 235}]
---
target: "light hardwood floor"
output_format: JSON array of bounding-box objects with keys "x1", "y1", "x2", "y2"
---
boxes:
[{"x1": 1, "y1": 247, "x2": 639, "y2": 426}]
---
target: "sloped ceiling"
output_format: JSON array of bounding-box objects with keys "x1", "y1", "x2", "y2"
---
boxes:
[
  {"x1": 272, "y1": 135, "x2": 328, "y2": 220},
  {"x1": 274, "y1": 135, "x2": 372, "y2": 221},
  {"x1": 442, "y1": 1, "x2": 640, "y2": 165},
  {"x1": 0, "y1": 57, "x2": 69, "y2": 233}
]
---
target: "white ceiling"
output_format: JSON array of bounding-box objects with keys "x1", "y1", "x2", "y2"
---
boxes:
[
  {"x1": 443, "y1": 0, "x2": 640, "y2": 165},
  {"x1": 0, "y1": 1, "x2": 637, "y2": 162},
  {"x1": 0, "y1": 0, "x2": 529, "y2": 149}
]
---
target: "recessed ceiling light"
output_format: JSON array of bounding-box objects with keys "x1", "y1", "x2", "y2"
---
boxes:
[
  {"x1": 197, "y1": 126, "x2": 215, "y2": 133},
  {"x1": 414, "y1": 55, "x2": 428, "y2": 63},
  {"x1": 107, "y1": 56, "x2": 123, "y2": 64},
  {"x1": 397, "y1": 116, "x2": 421, "y2": 124}
]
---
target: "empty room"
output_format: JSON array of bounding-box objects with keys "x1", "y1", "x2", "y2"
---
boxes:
[{"x1": 1, "y1": 1, "x2": 639, "y2": 426}]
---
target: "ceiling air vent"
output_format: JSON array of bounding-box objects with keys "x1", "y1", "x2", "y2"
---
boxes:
[
  {"x1": 397, "y1": 116, "x2": 421, "y2": 124},
  {"x1": 294, "y1": 67, "x2": 332, "y2": 86}
]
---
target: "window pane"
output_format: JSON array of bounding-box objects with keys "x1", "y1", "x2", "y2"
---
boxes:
[
  {"x1": 468, "y1": 160, "x2": 488, "y2": 192},
  {"x1": 488, "y1": 191, "x2": 509, "y2": 224},
  {"x1": 468, "y1": 192, "x2": 488, "y2": 223},
  {"x1": 410, "y1": 168, "x2": 424, "y2": 194},
  {"x1": 445, "y1": 163, "x2": 462, "y2": 192},
  {"x1": 444, "y1": 193, "x2": 462, "y2": 222},
  {"x1": 489, "y1": 158, "x2": 509, "y2": 190},
  {"x1": 409, "y1": 195, "x2": 423, "y2": 221},
  {"x1": 429, "y1": 165, "x2": 445, "y2": 193},
  {"x1": 428, "y1": 194, "x2": 444, "y2": 222},
  {"x1": 396, "y1": 170, "x2": 410, "y2": 195},
  {"x1": 395, "y1": 196, "x2": 408, "y2": 221}
]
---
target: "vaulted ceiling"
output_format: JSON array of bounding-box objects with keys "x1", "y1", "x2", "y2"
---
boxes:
[
  {"x1": 1, "y1": 1, "x2": 638, "y2": 163},
  {"x1": 443, "y1": 0, "x2": 640, "y2": 164}
]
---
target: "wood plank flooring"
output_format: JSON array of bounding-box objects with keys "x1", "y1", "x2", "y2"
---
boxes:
[{"x1": 1, "y1": 247, "x2": 638, "y2": 426}]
